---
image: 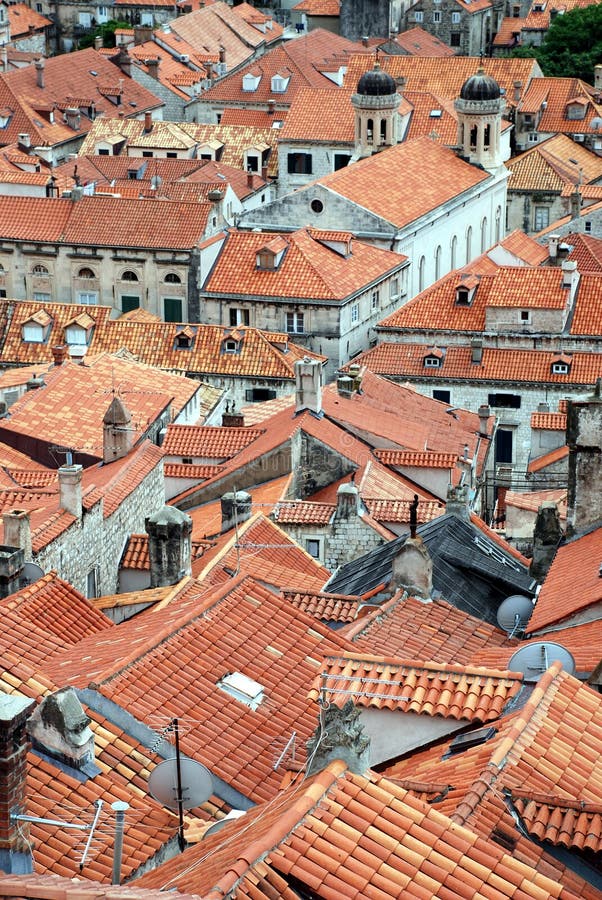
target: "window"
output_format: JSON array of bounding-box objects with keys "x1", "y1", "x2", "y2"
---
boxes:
[
  {"x1": 452, "y1": 11, "x2": 461, "y2": 22},
  {"x1": 245, "y1": 388, "x2": 277, "y2": 402},
  {"x1": 488, "y1": 393, "x2": 521, "y2": 409},
  {"x1": 22, "y1": 322, "x2": 44, "y2": 343},
  {"x1": 78, "y1": 11, "x2": 92, "y2": 26},
  {"x1": 287, "y1": 153, "x2": 312, "y2": 175},
  {"x1": 217, "y1": 672, "x2": 263, "y2": 710},
  {"x1": 552, "y1": 362, "x2": 569, "y2": 374},
  {"x1": 286, "y1": 311, "x2": 304, "y2": 334},
  {"x1": 98, "y1": 148, "x2": 109, "y2": 156},
  {"x1": 435, "y1": 245, "x2": 442, "y2": 280},
  {"x1": 305, "y1": 538, "x2": 322, "y2": 559},
  {"x1": 585, "y1": 220, "x2": 592, "y2": 234},
  {"x1": 121, "y1": 295, "x2": 140, "y2": 313},
  {"x1": 32, "y1": 264, "x2": 49, "y2": 275},
  {"x1": 495, "y1": 429, "x2": 513, "y2": 464},
  {"x1": 466, "y1": 226, "x2": 472, "y2": 262},
  {"x1": 78, "y1": 267, "x2": 95, "y2": 279},
  {"x1": 433, "y1": 389, "x2": 450, "y2": 403},
  {"x1": 351, "y1": 303, "x2": 359, "y2": 323},
  {"x1": 390, "y1": 279, "x2": 399, "y2": 299},
  {"x1": 77, "y1": 291, "x2": 98, "y2": 305},
  {"x1": 246, "y1": 155, "x2": 259, "y2": 172},
  {"x1": 311, "y1": 198, "x2": 324, "y2": 214},
  {"x1": 33, "y1": 291, "x2": 51, "y2": 302},
  {"x1": 481, "y1": 217, "x2": 488, "y2": 253},
  {"x1": 36, "y1": 2, "x2": 42, "y2": 10},
  {"x1": 528, "y1": 132, "x2": 539, "y2": 143},
  {"x1": 166, "y1": 152, "x2": 177, "y2": 159},
  {"x1": 450, "y1": 235, "x2": 457, "y2": 269},
  {"x1": 534, "y1": 207, "x2": 549, "y2": 231},
  {"x1": 224, "y1": 339, "x2": 238, "y2": 352},
  {"x1": 164, "y1": 297, "x2": 182, "y2": 322},
  {"x1": 164, "y1": 272, "x2": 181, "y2": 284},
  {"x1": 121, "y1": 270, "x2": 138, "y2": 282},
  {"x1": 424, "y1": 355, "x2": 441, "y2": 368},
  {"x1": 230, "y1": 308, "x2": 250, "y2": 326},
  {"x1": 520, "y1": 310, "x2": 530, "y2": 323},
  {"x1": 414, "y1": 10, "x2": 423, "y2": 20},
  {"x1": 334, "y1": 153, "x2": 351, "y2": 171},
  {"x1": 65, "y1": 324, "x2": 88, "y2": 346},
  {"x1": 433, "y1": 10, "x2": 441, "y2": 21},
  {"x1": 418, "y1": 256, "x2": 426, "y2": 292},
  {"x1": 142, "y1": 151, "x2": 153, "y2": 158},
  {"x1": 372, "y1": 290, "x2": 380, "y2": 310}
]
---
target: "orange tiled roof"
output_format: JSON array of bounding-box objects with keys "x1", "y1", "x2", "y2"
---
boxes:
[
  {"x1": 162, "y1": 424, "x2": 265, "y2": 459},
  {"x1": 273, "y1": 500, "x2": 334, "y2": 525},
  {"x1": 120, "y1": 533, "x2": 211, "y2": 570},
  {"x1": 530, "y1": 411, "x2": 567, "y2": 430},
  {"x1": 374, "y1": 449, "x2": 458, "y2": 468},
  {"x1": 280, "y1": 87, "x2": 354, "y2": 143},
  {"x1": 311, "y1": 652, "x2": 523, "y2": 721},
  {"x1": 512, "y1": 792, "x2": 602, "y2": 853},
  {"x1": 474, "y1": 618, "x2": 602, "y2": 674},
  {"x1": 163, "y1": 462, "x2": 224, "y2": 479},
  {"x1": 355, "y1": 343, "x2": 602, "y2": 386},
  {"x1": 203, "y1": 227, "x2": 405, "y2": 300},
  {"x1": 527, "y1": 444, "x2": 569, "y2": 473},
  {"x1": 44, "y1": 575, "x2": 356, "y2": 803},
  {"x1": 507, "y1": 133, "x2": 602, "y2": 193},
  {"x1": 529, "y1": 527, "x2": 602, "y2": 632},
  {"x1": 282, "y1": 588, "x2": 360, "y2": 622},
  {"x1": 520, "y1": 76, "x2": 602, "y2": 136},
  {"x1": 391, "y1": 25, "x2": 456, "y2": 56},
  {"x1": 563, "y1": 231, "x2": 602, "y2": 273},
  {"x1": 364, "y1": 497, "x2": 444, "y2": 523},
  {"x1": 341, "y1": 594, "x2": 517, "y2": 663},
  {"x1": 7, "y1": 2, "x2": 51, "y2": 36},
  {"x1": 294, "y1": 0, "x2": 339, "y2": 13}
]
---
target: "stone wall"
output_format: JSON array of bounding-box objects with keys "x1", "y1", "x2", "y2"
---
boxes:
[{"x1": 280, "y1": 515, "x2": 385, "y2": 571}]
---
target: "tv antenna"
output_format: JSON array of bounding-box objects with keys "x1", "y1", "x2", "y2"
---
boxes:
[
  {"x1": 11, "y1": 799, "x2": 104, "y2": 872},
  {"x1": 148, "y1": 718, "x2": 213, "y2": 852},
  {"x1": 508, "y1": 642, "x2": 576, "y2": 682},
  {"x1": 496, "y1": 594, "x2": 533, "y2": 637}
]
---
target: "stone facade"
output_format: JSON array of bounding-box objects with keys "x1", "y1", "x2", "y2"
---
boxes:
[
  {"x1": 279, "y1": 510, "x2": 385, "y2": 571},
  {"x1": 403, "y1": 0, "x2": 503, "y2": 56}
]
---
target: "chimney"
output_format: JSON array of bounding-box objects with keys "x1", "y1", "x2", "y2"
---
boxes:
[
  {"x1": 0, "y1": 546, "x2": 24, "y2": 598},
  {"x1": 2, "y1": 510, "x2": 31, "y2": 561},
  {"x1": 146, "y1": 57, "x2": 159, "y2": 80},
  {"x1": 220, "y1": 491, "x2": 252, "y2": 534},
  {"x1": 561, "y1": 259, "x2": 579, "y2": 301},
  {"x1": 219, "y1": 46, "x2": 226, "y2": 65},
  {"x1": 65, "y1": 107, "x2": 81, "y2": 131},
  {"x1": 134, "y1": 25, "x2": 153, "y2": 44},
  {"x1": 529, "y1": 501, "x2": 562, "y2": 583},
  {"x1": 595, "y1": 64, "x2": 602, "y2": 91},
  {"x1": 390, "y1": 535, "x2": 433, "y2": 599},
  {"x1": 295, "y1": 357, "x2": 322, "y2": 415},
  {"x1": 478, "y1": 403, "x2": 491, "y2": 437},
  {"x1": 27, "y1": 688, "x2": 98, "y2": 777},
  {"x1": 471, "y1": 337, "x2": 483, "y2": 365},
  {"x1": 69, "y1": 341, "x2": 87, "y2": 362},
  {"x1": 51, "y1": 344, "x2": 68, "y2": 366},
  {"x1": 94, "y1": 34, "x2": 103, "y2": 50},
  {"x1": 34, "y1": 58, "x2": 44, "y2": 89},
  {"x1": 145, "y1": 505, "x2": 193, "y2": 587},
  {"x1": 0, "y1": 693, "x2": 36, "y2": 874},
  {"x1": 58, "y1": 464, "x2": 82, "y2": 519},
  {"x1": 513, "y1": 80, "x2": 522, "y2": 102},
  {"x1": 103, "y1": 396, "x2": 133, "y2": 463},
  {"x1": 362, "y1": 35, "x2": 369, "y2": 46},
  {"x1": 337, "y1": 375, "x2": 353, "y2": 398},
  {"x1": 25, "y1": 373, "x2": 44, "y2": 391},
  {"x1": 247, "y1": 170, "x2": 254, "y2": 189},
  {"x1": 306, "y1": 700, "x2": 370, "y2": 776},
  {"x1": 221, "y1": 404, "x2": 244, "y2": 427},
  {"x1": 116, "y1": 48, "x2": 131, "y2": 78},
  {"x1": 547, "y1": 233, "x2": 560, "y2": 262},
  {"x1": 445, "y1": 483, "x2": 470, "y2": 520},
  {"x1": 334, "y1": 481, "x2": 359, "y2": 519},
  {"x1": 566, "y1": 390, "x2": 602, "y2": 536},
  {"x1": 537, "y1": 401, "x2": 550, "y2": 413},
  {"x1": 267, "y1": 99, "x2": 275, "y2": 115},
  {"x1": 261, "y1": 164, "x2": 268, "y2": 181},
  {"x1": 144, "y1": 111, "x2": 153, "y2": 133}
]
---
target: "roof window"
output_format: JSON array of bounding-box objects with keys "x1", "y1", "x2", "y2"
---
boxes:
[
  {"x1": 256, "y1": 236, "x2": 287, "y2": 270},
  {"x1": 271, "y1": 72, "x2": 290, "y2": 93},
  {"x1": 175, "y1": 326, "x2": 195, "y2": 350},
  {"x1": 242, "y1": 71, "x2": 262, "y2": 92},
  {"x1": 551, "y1": 355, "x2": 571, "y2": 375},
  {"x1": 423, "y1": 348, "x2": 444, "y2": 368},
  {"x1": 447, "y1": 726, "x2": 497, "y2": 755},
  {"x1": 218, "y1": 672, "x2": 264, "y2": 709},
  {"x1": 22, "y1": 309, "x2": 52, "y2": 344}
]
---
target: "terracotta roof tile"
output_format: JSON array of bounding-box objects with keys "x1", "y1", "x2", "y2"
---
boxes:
[
  {"x1": 528, "y1": 527, "x2": 602, "y2": 632},
  {"x1": 311, "y1": 653, "x2": 523, "y2": 721},
  {"x1": 120, "y1": 532, "x2": 211, "y2": 569},
  {"x1": 375, "y1": 449, "x2": 459, "y2": 468},
  {"x1": 527, "y1": 445, "x2": 569, "y2": 473},
  {"x1": 7, "y1": 2, "x2": 51, "y2": 36},
  {"x1": 44, "y1": 575, "x2": 355, "y2": 803},
  {"x1": 341, "y1": 594, "x2": 517, "y2": 663},
  {"x1": 391, "y1": 26, "x2": 457, "y2": 56},
  {"x1": 563, "y1": 231, "x2": 602, "y2": 273},
  {"x1": 282, "y1": 588, "x2": 360, "y2": 622},
  {"x1": 163, "y1": 424, "x2": 265, "y2": 459},
  {"x1": 512, "y1": 793, "x2": 602, "y2": 853},
  {"x1": 365, "y1": 497, "x2": 444, "y2": 523},
  {"x1": 530, "y1": 411, "x2": 567, "y2": 430},
  {"x1": 520, "y1": 76, "x2": 602, "y2": 137},
  {"x1": 473, "y1": 618, "x2": 602, "y2": 674},
  {"x1": 508, "y1": 133, "x2": 602, "y2": 193},
  {"x1": 273, "y1": 500, "x2": 334, "y2": 525}
]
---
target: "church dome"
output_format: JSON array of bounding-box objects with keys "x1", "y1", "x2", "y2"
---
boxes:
[
  {"x1": 356, "y1": 62, "x2": 396, "y2": 97},
  {"x1": 459, "y1": 67, "x2": 501, "y2": 101}
]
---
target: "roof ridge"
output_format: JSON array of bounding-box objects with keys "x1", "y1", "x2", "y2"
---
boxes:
[{"x1": 333, "y1": 650, "x2": 522, "y2": 680}]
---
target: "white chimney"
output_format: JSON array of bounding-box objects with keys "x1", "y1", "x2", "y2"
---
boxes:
[
  {"x1": 294, "y1": 357, "x2": 322, "y2": 415},
  {"x1": 58, "y1": 464, "x2": 83, "y2": 518},
  {"x1": 561, "y1": 259, "x2": 579, "y2": 302},
  {"x1": 2, "y1": 509, "x2": 32, "y2": 560}
]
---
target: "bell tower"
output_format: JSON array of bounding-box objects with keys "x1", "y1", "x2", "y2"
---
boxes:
[
  {"x1": 454, "y1": 67, "x2": 505, "y2": 172},
  {"x1": 351, "y1": 60, "x2": 401, "y2": 159}
]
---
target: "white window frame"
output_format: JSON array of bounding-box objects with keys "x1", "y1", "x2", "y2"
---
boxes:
[
  {"x1": 371, "y1": 290, "x2": 380, "y2": 310},
  {"x1": 286, "y1": 311, "x2": 304, "y2": 334},
  {"x1": 452, "y1": 11, "x2": 461, "y2": 22},
  {"x1": 77, "y1": 291, "x2": 98, "y2": 306},
  {"x1": 414, "y1": 10, "x2": 424, "y2": 21},
  {"x1": 22, "y1": 323, "x2": 44, "y2": 343},
  {"x1": 424, "y1": 356, "x2": 441, "y2": 368},
  {"x1": 351, "y1": 303, "x2": 359, "y2": 323}
]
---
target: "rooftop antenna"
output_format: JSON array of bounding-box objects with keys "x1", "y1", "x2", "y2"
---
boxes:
[{"x1": 11, "y1": 800, "x2": 104, "y2": 872}]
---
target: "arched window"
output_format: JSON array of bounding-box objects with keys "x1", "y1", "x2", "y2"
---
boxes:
[
  {"x1": 32, "y1": 264, "x2": 49, "y2": 275},
  {"x1": 470, "y1": 126, "x2": 477, "y2": 150},
  {"x1": 466, "y1": 226, "x2": 472, "y2": 263},
  {"x1": 418, "y1": 255, "x2": 426, "y2": 292},
  {"x1": 450, "y1": 235, "x2": 457, "y2": 270},
  {"x1": 367, "y1": 118, "x2": 374, "y2": 144},
  {"x1": 484, "y1": 124, "x2": 491, "y2": 149},
  {"x1": 164, "y1": 272, "x2": 181, "y2": 284},
  {"x1": 435, "y1": 245, "x2": 442, "y2": 281},
  {"x1": 121, "y1": 270, "x2": 139, "y2": 282},
  {"x1": 380, "y1": 119, "x2": 387, "y2": 144},
  {"x1": 78, "y1": 267, "x2": 95, "y2": 279},
  {"x1": 481, "y1": 217, "x2": 488, "y2": 252}
]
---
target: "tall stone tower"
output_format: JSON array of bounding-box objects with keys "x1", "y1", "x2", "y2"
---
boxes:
[
  {"x1": 340, "y1": 0, "x2": 395, "y2": 41},
  {"x1": 454, "y1": 67, "x2": 505, "y2": 173},
  {"x1": 146, "y1": 505, "x2": 193, "y2": 587},
  {"x1": 351, "y1": 61, "x2": 402, "y2": 159}
]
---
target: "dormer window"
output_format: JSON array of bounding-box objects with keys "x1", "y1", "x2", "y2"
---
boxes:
[
  {"x1": 224, "y1": 339, "x2": 237, "y2": 352},
  {"x1": 242, "y1": 71, "x2": 261, "y2": 92},
  {"x1": 456, "y1": 287, "x2": 470, "y2": 305},
  {"x1": 64, "y1": 313, "x2": 94, "y2": 347},
  {"x1": 0, "y1": 108, "x2": 11, "y2": 129},
  {"x1": 455, "y1": 276, "x2": 478, "y2": 305},
  {"x1": 551, "y1": 355, "x2": 571, "y2": 375},
  {"x1": 175, "y1": 326, "x2": 195, "y2": 350},
  {"x1": 256, "y1": 236, "x2": 287, "y2": 270},
  {"x1": 566, "y1": 98, "x2": 587, "y2": 120},
  {"x1": 423, "y1": 348, "x2": 444, "y2": 368},
  {"x1": 271, "y1": 72, "x2": 290, "y2": 93},
  {"x1": 22, "y1": 310, "x2": 52, "y2": 343}
]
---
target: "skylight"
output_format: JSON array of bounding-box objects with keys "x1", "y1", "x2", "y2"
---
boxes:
[{"x1": 218, "y1": 672, "x2": 264, "y2": 710}]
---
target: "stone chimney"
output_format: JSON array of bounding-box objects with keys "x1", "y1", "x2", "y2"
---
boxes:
[
  {"x1": 221, "y1": 403, "x2": 244, "y2": 428},
  {"x1": 0, "y1": 693, "x2": 36, "y2": 874},
  {"x1": 220, "y1": 491, "x2": 252, "y2": 533},
  {"x1": 445, "y1": 483, "x2": 470, "y2": 520},
  {"x1": 145, "y1": 505, "x2": 192, "y2": 587},
  {"x1": 566, "y1": 388, "x2": 602, "y2": 536},
  {"x1": 25, "y1": 373, "x2": 44, "y2": 391},
  {"x1": 17, "y1": 133, "x2": 31, "y2": 151},
  {"x1": 295, "y1": 357, "x2": 322, "y2": 416},
  {"x1": 547, "y1": 233, "x2": 560, "y2": 262},
  {"x1": 103, "y1": 396, "x2": 134, "y2": 464},
  {"x1": 561, "y1": 259, "x2": 579, "y2": 302},
  {"x1": 390, "y1": 537, "x2": 432, "y2": 599},
  {"x1": 34, "y1": 58, "x2": 44, "y2": 89},
  {"x1": 94, "y1": 34, "x2": 103, "y2": 50},
  {"x1": 51, "y1": 344, "x2": 68, "y2": 366},
  {"x1": 471, "y1": 337, "x2": 483, "y2": 365},
  {"x1": 334, "y1": 481, "x2": 359, "y2": 519},
  {"x1": 2, "y1": 510, "x2": 31, "y2": 561},
  {"x1": 306, "y1": 700, "x2": 370, "y2": 776},
  {"x1": 64, "y1": 107, "x2": 81, "y2": 131},
  {"x1": 116, "y1": 47, "x2": 131, "y2": 78},
  {"x1": 58, "y1": 464, "x2": 82, "y2": 518},
  {"x1": 478, "y1": 404, "x2": 491, "y2": 437},
  {"x1": 337, "y1": 375, "x2": 353, "y2": 398},
  {"x1": 529, "y1": 501, "x2": 562, "y2": 583},
  {"x1": 146, "y1": 57, "x2": 159, "y2": 80},
  {"x1": 27, "y1": 688, "x2": 98, "y2": 777},
  {"x1": 0, "y1": 546, "x2": 24, "y2": 598},
  {"x1": 513, "y1": 80, "x2": 522, "y2": 103},
  {"x1": 144, "y1": 111, "x2": 153, "y2": 133}
]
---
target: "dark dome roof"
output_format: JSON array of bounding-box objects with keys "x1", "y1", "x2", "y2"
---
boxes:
[
  {"x1": 460, "y1": 68, "x2": 501, "y2": 101},
  {"x1": 356, "y1": 62, "x2": 396, "y2": 96}
]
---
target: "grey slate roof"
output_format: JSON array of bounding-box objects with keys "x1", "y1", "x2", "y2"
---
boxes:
[{"x1": 323, "y1": 513, "x2": 536, "y2": 626}]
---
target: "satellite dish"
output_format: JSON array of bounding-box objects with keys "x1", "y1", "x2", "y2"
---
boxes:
[
  {"x1": 508, "y1": 642, "x2": 575, "y2": 681},
  {"x1": 148, "y1": 758, "x2": 213, "y2": 810},
  {"x1": 22, "y1": 562, "x2": 44, "y2": 586},
  {"x1": 590, "y1": 116, "x2": 602, "y2": 131},
  {"x1": 203, "y1": 809, "x2": 246, "y2": 839},
  {"x1": 496, "y1": 594, "x2": 533, "y2": 636}
]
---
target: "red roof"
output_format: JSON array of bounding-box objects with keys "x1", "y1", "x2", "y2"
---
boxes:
[{"x1": 163, "y1": 424, "x2": 265, "y2": 459}]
